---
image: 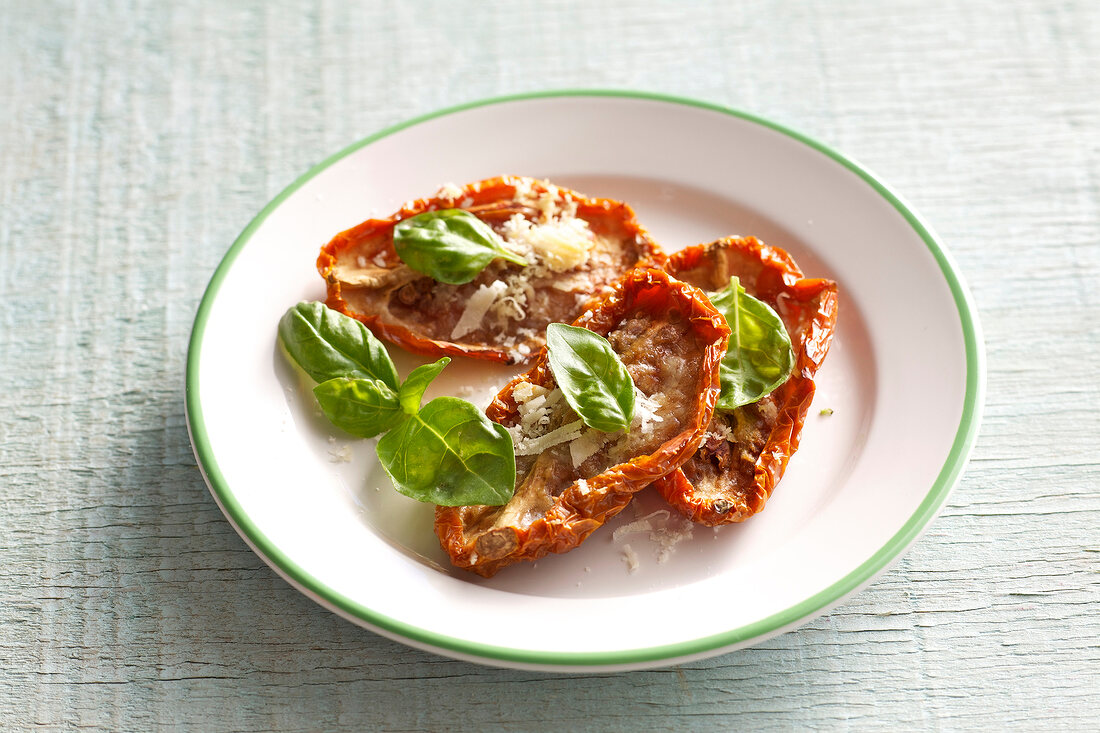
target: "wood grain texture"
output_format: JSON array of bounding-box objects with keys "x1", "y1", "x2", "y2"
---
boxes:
[{"x1": 1, "y1": 0, "x2": 1097, "y2": 730}]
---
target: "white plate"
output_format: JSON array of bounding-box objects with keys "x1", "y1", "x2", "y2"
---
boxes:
[{"x1": 186, "y1": 91, "x2": 984, "y2": 672}]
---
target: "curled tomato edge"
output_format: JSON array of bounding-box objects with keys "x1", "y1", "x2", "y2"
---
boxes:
[
  {"x1": 434, "y1": 267, "x2": 729, "y2": 577},
  {"x1": 655, "y1": 237, "x2": 841, "y2": 526},
  {"x1": 316, "y1": 176, "x2": 667, "y2": 366}
]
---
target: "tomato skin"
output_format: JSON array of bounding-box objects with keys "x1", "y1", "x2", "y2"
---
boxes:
[
  {"x1": 435, "y1": 268, "x2": 729, "y2": 577},
  {"x1": 316, "y1": 176, "x2": 665, "y2": 365},
  {"x1": 655, "y1": 237, "x2": 840, "y2": 526}
]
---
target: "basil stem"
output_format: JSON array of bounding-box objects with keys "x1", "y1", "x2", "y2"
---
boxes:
[
  {"x1": 278, "y1": 302, "x2": 400, "y2": 389},
  {"x1": 544, "y1": 323, "x2": 635, "y2": 433},
  {"x1": 377, "y1": 397, "x2": 516, "y2": 506},
  {"x1": 709, "y1": 277, "x2": 795, "y2": 411},
  {"x1": 392, "y1": 209, "x2": 527, "y2": 285},
  {"x1": 398, "y1": 357, "x2": 450, "y2": 415},
  {"x1": 313, "y1": 377, "x2": 403, "y2": 438}
]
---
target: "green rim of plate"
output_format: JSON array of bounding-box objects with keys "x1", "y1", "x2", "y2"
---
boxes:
[{"x1": 185, "y1": 89, "x2": 985, "y2": 668}]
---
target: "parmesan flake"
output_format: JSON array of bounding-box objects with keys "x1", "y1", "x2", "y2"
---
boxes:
[
  {"x1": 612, "y1": 509, "x2": 694, "y2": 564},
  {"x1": 502, "y1": 213, "x2": 594, "y2": 272},
  {"x1": 512, "y1": 419, "x2": 584, "y2": 456},
  {"x1": 451, "y1": 280, "x2": 507, "y2": 339},
  {"x1": 634, "y1": 390, "x2": 665, "y2": 433},
  {"x1": 436, "y1": 181, "x2": 464, "y2": 201},
  {"x1": 513, "y1": 382, "x2": 549, "y2": 404},
  {"x1": 653, "y1": 518, "x2": 694, "y2": 563},
  {"x1": 621, "y1": 544, "x2": 639, "y2": 573},
  {"x1": 707, "y1": 420, "x2": 735, "y2": 443},
  {"x1": 613, "y1": 510, "x2": 671, "y2": 542},
  {"x1": 569, "y1": 429, "x2": 604, "y2": 468}
]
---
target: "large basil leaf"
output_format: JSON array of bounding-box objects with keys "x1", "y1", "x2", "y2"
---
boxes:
[
  {"x1": 377, "y1": 396, "x2": 516, "y2": 506},
  {"x1": 544, "y1": 323, "x2": 635, "y2": 433},
  {"x1": 313, "y1": 378, "x2": 403, "y2": 438},
  {"x1": 398, "y1": 357, "x2": 450, "y2": 415},
  {"x1": 278, "y1": 302, "x2": 399, "y2": 389},
  {"x1": 710, "y1": 277, "x2": 795, "y2": 412},
  {"x1": 392, "y1": 209, "x2": 527, "y2": 285}
]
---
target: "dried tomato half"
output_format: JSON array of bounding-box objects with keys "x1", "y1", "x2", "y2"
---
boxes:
[
  {"x1": 434, "y1": 268, "x2": 729, "y2": 577},
  {"x1": 654, "y1": 237, "x2": 839, "y2": 525},
  {"x1": 317, "y1": 176, "x2": 665, "y2": 365}
]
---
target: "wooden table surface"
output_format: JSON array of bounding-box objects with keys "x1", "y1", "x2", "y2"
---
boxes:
[{"x1": 3, "y1": 1, "x2": 1097, "y2": 729}]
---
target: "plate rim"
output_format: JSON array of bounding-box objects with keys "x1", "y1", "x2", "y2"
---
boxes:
[{"x1": 185, "y1": 89, "x2": 986, "y2": 669}]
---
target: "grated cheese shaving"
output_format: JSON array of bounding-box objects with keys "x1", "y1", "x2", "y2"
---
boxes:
[
  {"x1": 436, "y1": 181, "x2": 465, "y2": 201},
  {"x1": 510, "y1": 179, "x2": 579, "y2": 223},
  {"x1": 613, "y1": 510, "x2": 671, "y2": 542},
  {"x1": 451, "y1": 280, "x2": 508, "y2": 339},
  {"x1": 513, "y1": 382, "x2": 549, "y2": 404},
  {"x1": 707, "y1": 420, "x2": 736, "y2": 443},
  {"x1": 511, "y1": 419, "x2": 584, "y2": 456},
  {"x1": 634, "y1": 389, "x2": 665, "y2": 433},
  {"x1": 612, "y1": 509, "x2": 694, "y2": 564},
  {"x1": 512, "y1": 177, "x2": 535, "y2": 202},
  {"x1": 502, "y1": 212, "x2": 594, "y2": 272},
  {"x1": 653, "y1": 517, "x2": 694, "y2": 564},
  {"x1": 569, "y1": 429, "x2": 605, "y2": 468},
  {"x1": 516, "y1": 387, "x2": 563, "y2": 435},
  {"x1": 492, "y1": 294, "x2": 527, "y2": 322},
  {"x1": 603, "y1": 389, "x2": 668, "y2": 465},
  {"x1": 461, "y1": 180, "x2": 597, "y2": 335},
  {"x1": 621, "y1": 544, "x2": 639, "y2": 573},
  {"x1": 519, "y1": 395, "x2": 549, "y2": 433}
]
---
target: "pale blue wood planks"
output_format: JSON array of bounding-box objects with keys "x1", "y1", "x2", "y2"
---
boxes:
[{"x1": 1, "y1": 0, "x2": 1097, "y2": 729}]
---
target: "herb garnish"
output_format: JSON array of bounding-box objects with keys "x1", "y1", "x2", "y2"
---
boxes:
[
  {"x1": 278, "y1": 303, "x2": 516, "y2": 506},
  {"x1": 392, "y1": 209, "x2": 527, "y2": 284},
  {"x1": 544, "y1": 323, "x2": 635, "y2": 433},
  {"x1": 709, "y1": 277, "x2": 795, "y2": 412}
]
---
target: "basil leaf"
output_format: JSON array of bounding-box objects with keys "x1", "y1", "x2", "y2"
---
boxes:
[
  {"x1": 392, "y1": 209, "x2": 527, "y2": 285},
  {"x1": 278, "y1": 302, "x2": 399, "y2": 389},
  {"x1": 710, "y1": 277, "x2": 795, "y2": 412},
  {"x1": 377, "y1": 396, "x2": 516, "y2": 506},
  {"x1": 544, "y1": 323, "x2": 635, "y2": 433},
  {"x1": 278, "y1": 302, "x2": 514, "y2": 507},
  {"x1": 398, "y1": 357, "x2": 450, "y2": 415},
  {"x1": 313, "y1": 378, "x2": 403, "y2": 438}
]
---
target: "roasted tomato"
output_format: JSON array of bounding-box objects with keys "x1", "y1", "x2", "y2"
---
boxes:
[
  {"x1": 434, "y1": 268, "x2": 729, "y2": 577},
  {"x1": 654, "y1": 237, "x2": 839, "y2": 525},
  {"x1": 317, "y1": 176, "x2": 664, "y2": 365}
]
